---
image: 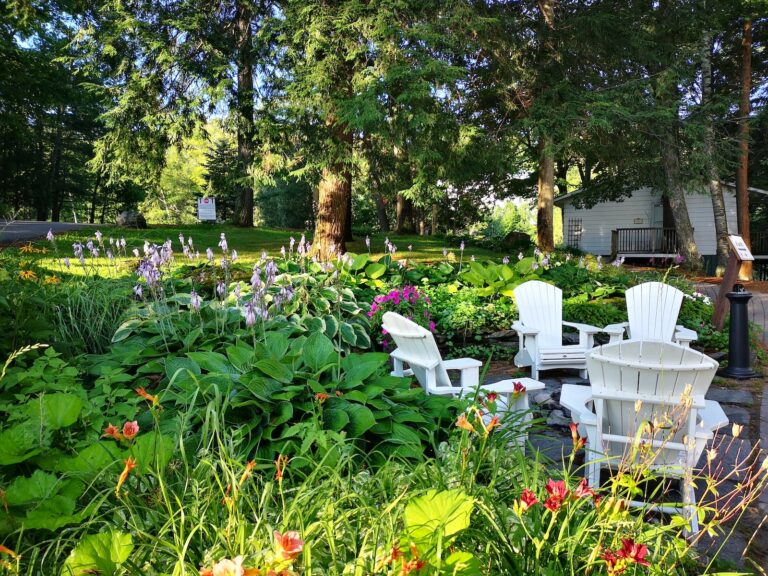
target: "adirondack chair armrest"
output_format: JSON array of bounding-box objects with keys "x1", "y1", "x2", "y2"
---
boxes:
[
  {"x1": 559, "y1": 384, "x2": 597, "y2": 433},
  {"x1": 390, "y1": 348, "x2": 441, "y2": 370},
  {"x1": 511, "y1": 321, "x2": 539, "y2": 336},
  {"x1": 443, "y1": 358, "x2": 482, "y2": 388},
  {"x1": 425, "y1": 386, "x2": 462, "y2": 397},
  {"x1": 562, "y1": 321, "x2": 601, "y2": 348},
  {"x1": 674, "y1": 325, "x2": 698, "y2": 347},
  {"x1": 603, "y1": 322, "x2": 629, "y2": 344}
]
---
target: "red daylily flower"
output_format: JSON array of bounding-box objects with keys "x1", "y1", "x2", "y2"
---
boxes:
[
  {"x1": 616, "y1": 538, "x2": 651, "y2": 567},
  {"x1": 573, "y1": 478, "x2": 595, "y2": 499},
  {"x1": 519, "y1": 488, "x2": 538, "y2": 512},
  {"x1": 543, "y1": 479, "x2": 569, "y2": 512},
  {"x1": 314, "y1": 392, "x2": 329, "y2": 403},
  {"x1": 512, "y1": 381, "x2": 526, "y2": 396},
  {"x1": 102, "y1": 423, "x2": 123, "y2": 440}
]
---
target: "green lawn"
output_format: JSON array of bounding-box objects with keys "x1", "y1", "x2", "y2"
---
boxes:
[{"x1": 21, "y1": 224, "x2": 506, "y2": 278}]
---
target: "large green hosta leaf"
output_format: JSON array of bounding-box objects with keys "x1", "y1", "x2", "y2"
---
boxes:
[
  {"x1": 404, "y1": 489, "x2": 474, "y2": 544},
  {"x1": 61, "y1": 530, "x2": 134, "y2": 576},
  {"x1": 26, "y1": 393, "x2": 83, "y2": 430}
]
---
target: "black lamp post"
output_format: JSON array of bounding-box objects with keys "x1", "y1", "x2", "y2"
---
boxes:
[{"x1": 719, "y1": 284, "x2": 761, "y2": 379}]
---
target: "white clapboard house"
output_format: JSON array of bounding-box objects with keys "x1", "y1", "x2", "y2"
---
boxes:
[{"x1": 554, "y1": 184, "x2": 767, "y2": 267}]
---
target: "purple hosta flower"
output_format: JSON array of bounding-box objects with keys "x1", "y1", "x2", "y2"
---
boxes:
[
  {"x1": 251, "y1": 266, "x2": 262, "y2": 290},
  {"x1": 408, "y1": 244, "x2": 413, "y2": 252},
  {"x1": 109, "y1": 237, "x2": 114, "y2": 246},
  {"x1": 190, "y1": 290, "x2": 201, "y2": 311},
  {"x1": 233, "y1": 283, "x2": 241, "y2": 301},
  {"x1": 182, "y1": 245, "x2": 190, "y2": 259},
  {"x1": 143, "y1": 241, "x2": 150, "y2": 256},
  {"x1": 273, "y1": 285, "x2": 295, "y2": 309},
  {"x1": 329, "y1": 242, "x2": 337, "y2": 256},
  {"x1": 206, "y1": 248, "x2": 214, "y2": 262},
  {"x1": 442, "y1": 248, "x2": 448, "y2": 258},
  {"x1": 390, "y1": 243, "x2": 397, "y2": 255},
  {"x1": 305, "y1": 242, "x2": 312, "y2": 254},
  {"x1": 261, "y1": 249, "x2": 267, "y2": 261},
  {"x1": 531, "y1": 262, "x2": 539, "y2": 271},
  {"x1": 95, "y1": 230, "x2": 103, "y2": 245},
  {"x1": 187, "y1": 236, "x2": 193, "y2": 249},
  {"x1": 289, "y1": 236, "x2": 296, "y2": 252},
  {"x1": 63, "y1": 257, "x2": 70, "y2": 268},
  {"x1": 216, "y1": 281, "x2": 226, "y2": 298},
  {"x1": 265, "y1": 260, "x2": 278, "y2": 286},
  {"x1": 365, "y1": 235, "x2": 371, "y2": 249},
  {"x1": 107, "y1": 250, "x2": 114, "y2": 261},
  {"x1": 132, "y1": 248, "x2": 140, "y2": 258},
  {"x1": 566, "y1": 253, "x2": 572, "y2": 262},
  {"x1": 46, "y1": 229, "x2": 54, "y2": 242},
  {"x1": 162, "y1": 239, "x2": 173, "y2": 262},
  {"x1": 92, "y1": 248, "x2": 99, "y2": 258},
  {"x1": 502, "y1": 256, "x2": 510, "y2": 264},
  {"x1": 231, "y1": 249, "x2": 238, "y2": 262},
  {"x1": 73, "y1": 242, "x2": 83, "y2": 259},
  {"x1": 244, "y1": 301, "x2": 257, "y2": 327},
  {"x1": 613, "y1": 256, "x2": 625, "y2": 267},
  {"x1": 398, "y1": 259, "x2": 407, "y2": 269},
  {"x1": 133, "y1": 284, "x2": 143, "y2": 298},
  {"x1": 195, "y1": 251, "x2": 200, "y2": 259},
  {"x1": 150, "y1": 248, "x2": 161, "y2": 266},
  {"x1": 533, "y1": 247, "x2": 541, "y2": 257},
  {"x1": 518, "y1": 252, "x2": 524, "y2": 260},
  {"x1": 138, "y1": 259, "x2": 161, "y2": 287},
  {"x1": 280, "y1": 246, "x2": 286, "y2": 258},
  {"x1": 674, "y1": 253, "x2": 685, "y2": 265},
  {"x1": 596, "y1": 255, "x2": 603, "y2": 270},
  {"x1": 460, "y1": 241, "x2": 465, "y2": 252},
  {"x1": 220, "y1": 257, "x2": 228, "y2": 270},
  {"x1": 120, "y1": 238, "x2": 126, "y2": 249},
  {"x1": 218, "y1": 233, "x2": 228, "y2": 253},
  {"x1": 541, "y1": 255, "x2": 550, "y2": 267},
  {"x1": 86, "y1": 240, "x2": 94, "y2": 252},
  {"x1": 179, "y1": 233, "x2": 185, "y2": 246}
]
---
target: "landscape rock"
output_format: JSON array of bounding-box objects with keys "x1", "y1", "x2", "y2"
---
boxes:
[
  {"x1": 116, "y1": 210, "x2": 147, "y2": 228},
  {"x1": 546, "y1": 409, "x2": 572, "y2": 427}
]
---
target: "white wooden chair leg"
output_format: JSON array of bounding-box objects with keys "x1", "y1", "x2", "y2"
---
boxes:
[
  {"x1": 460, "y1": 367, "x2": 479, "y2": 388},
  {"x1": 579, "y1": 368, "x2": 587, "y2": 379},
  {"x1": 392, "y1": 357, "x2": 405, "y2": 377},
  {"x1": 531, "y1": 365, "x2": 539, "y2": 380}
]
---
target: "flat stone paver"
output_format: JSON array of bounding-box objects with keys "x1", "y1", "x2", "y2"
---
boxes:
[{"x1": 707, "y1": 387, "x2": 755, "y2": 406}]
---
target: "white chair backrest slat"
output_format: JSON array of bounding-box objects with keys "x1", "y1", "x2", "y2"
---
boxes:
[
  {"x1": 514, "y1": 280, "x2": 563, "y2": 348},
  {"x1": 626, "y1": 282, "x2": 684, "y2": 342},
  {"x1": 382, "y1": 311, "x2": 452, "y2": 389}
]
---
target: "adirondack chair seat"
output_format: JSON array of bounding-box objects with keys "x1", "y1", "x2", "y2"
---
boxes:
[
  {"x1": 512, "y1": 281, "x2": 602, "y2": 380},
  {"x1": 605, "y1": 282, "x2": 698, "y2": 347},
  {"x1": 559, "y1": 340, "x2": 727, "y2": 534}
]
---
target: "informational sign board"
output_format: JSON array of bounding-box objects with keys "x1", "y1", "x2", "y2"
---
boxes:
[
  {"x1": 727, "y1": 235, "x2": 754, "y2": 262},
  {"x1": 197, "y1": 197, "x2": 217, "y2": 221}
]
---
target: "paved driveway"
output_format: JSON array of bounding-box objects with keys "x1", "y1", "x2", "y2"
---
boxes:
[{"x1": 0, "y1": 220, "x2": 95, "y2": 244}]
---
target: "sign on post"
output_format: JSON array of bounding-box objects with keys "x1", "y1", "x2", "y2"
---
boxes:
[
  {"x1": 197, "y1": 197, "x2": 217, "y2": 221},
  {"x1": 713, "y1": 235, "x2": 752, "y2": 329}
]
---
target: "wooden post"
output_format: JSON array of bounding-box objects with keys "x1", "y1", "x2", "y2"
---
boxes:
[{"x1": 712, "y1": 235, "x2": 754, "y2": 330}]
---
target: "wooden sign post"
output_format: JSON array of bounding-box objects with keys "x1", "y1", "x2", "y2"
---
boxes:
[{"x1": 712, "y1": 235, "x2": 754, "y2": 330}]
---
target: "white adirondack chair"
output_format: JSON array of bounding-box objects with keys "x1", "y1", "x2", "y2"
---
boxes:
[
  {"x1": 512, "y1": 280, "x2": 601, "y2": 379},
  {"x1": 604, "y1": 282, "x2": 697, "y2": 347},
  {"x1": 560, "y1": 340, "x2": 728, "y2": 533},
  {"x1": 382, "y1": 311, "x2": 482, "y2": 394}
]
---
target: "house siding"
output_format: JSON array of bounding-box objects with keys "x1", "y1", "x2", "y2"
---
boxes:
[{"x1": 559, "y1": 187, "x2": 740, "y2": 257}]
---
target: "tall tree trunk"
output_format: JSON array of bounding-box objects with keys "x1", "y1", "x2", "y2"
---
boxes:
[
  {"x1": 344, "y1": 186, "x2": 354, "y2": 241},
  {"x1": 90, "y1": 171, "x2": 102, "y2": 224},
  {"x1": 736, "y1": 17, "x2": 752, "y2": 279},
  {"x1": 395, "y1": 194, "x2": 415, "y2": 234},
  {"x1": 701, "y1": 30, "x2": 730, "y2": 276},
  {"x1": 314, "y1": 121, "x2": 352, "y2": 258},
  {"x1": 431, "y1": 204, "x2": 438, "y2": 235},
  {"x1": 233, "y1": 0, "x2": 254, "y2": 227},
  {"x1": 49, "y1": 107, "x2": 64, "y2": 222},
  {"x1": 661, "y1": 126, "x2": 701, "y2": 270},
  {"x1": 375, "y1": 192, "x2": 390, "y2": 232},
  {"x1": 536, "y1": 137, "x2": 555, "y2": 252}
]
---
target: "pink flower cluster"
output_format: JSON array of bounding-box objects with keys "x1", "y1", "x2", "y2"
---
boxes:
[{"x1": 368, "y1": 285, "x2": 435, "y2": 349}]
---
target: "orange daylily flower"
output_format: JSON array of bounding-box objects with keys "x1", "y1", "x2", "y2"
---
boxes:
[
  {"x1": 483, "y1": 415, "x2": 501, "y2": 436},
  {"x1": 455, "y1": 414, "x2": 475, "y2": 434},
  {"x1": 569, "y1": 422, "x2": 587, "y2": 451},
  {"x1": 0, "y1": 544, "x2": 18, "y2": 559},
  {"x1": 116, "y1": 457, "x2": 138, "y2": 497},
  {"x1": 238, "y1": 461, "x2": 256, "y2": 487},
  {"x1": 136, "y1": 386, "x2": 160, "y2": 407},
  {"x1": 19, "y1": 243, "x2": 35, "y2": 254},
  {"x1": 274, "y1": 530, "x2": 304, "y2": 561},
  {"x1": 314, "y1": 392, "x2": 329, "y2": 403},
  {"x1": 102, "y1": 423, "x2": 122, "y2": 440},
  {"x1": 275, "y1": 454, "x2": 289, "y2": 482}
]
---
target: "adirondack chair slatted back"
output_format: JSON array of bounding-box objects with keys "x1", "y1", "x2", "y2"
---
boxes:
[
  {"x1": 513, "y1": 280, "x2": 563, "y2": 348},
  {"x1": 382, "y1": 312, "x2": 452, "y2": 389},
  {"x1": 626, "y1": 282, "x2": 684, "y2": 342},
  {"x1": 587, "y1": 341, "x2": 718, "y2": 468}
]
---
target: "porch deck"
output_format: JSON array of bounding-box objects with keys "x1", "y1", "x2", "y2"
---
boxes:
[{"x1": 611, "y1": 228, "x2": 767, "y2": 259}]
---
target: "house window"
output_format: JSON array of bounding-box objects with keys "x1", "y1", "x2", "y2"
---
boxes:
[{"x1": 567, "y1": 218, "x2": 583, "y2": 248}]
